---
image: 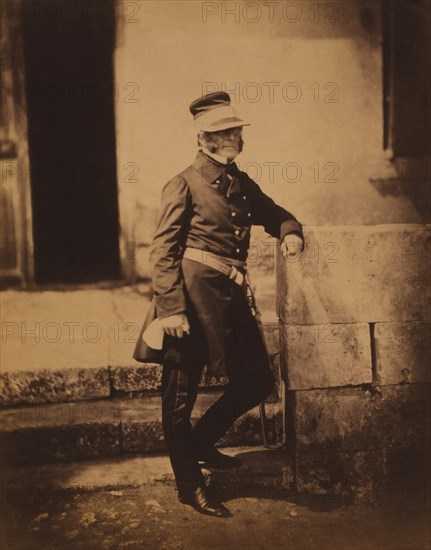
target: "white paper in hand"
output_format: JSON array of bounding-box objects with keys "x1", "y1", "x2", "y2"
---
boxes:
[{"x1": 142, "y1": 318, "x2": 165, "y2": 350}]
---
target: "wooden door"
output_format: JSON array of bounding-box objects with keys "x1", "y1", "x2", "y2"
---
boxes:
[{"x1": 0, "y1": 2, "x2": 34, "y2": 287}]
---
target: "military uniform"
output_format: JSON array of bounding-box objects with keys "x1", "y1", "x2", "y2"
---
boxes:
[{"x1": 148, "y1": 149, "x2": 304, "y2": 494}]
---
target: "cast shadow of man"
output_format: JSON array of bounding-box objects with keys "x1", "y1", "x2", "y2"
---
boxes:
[{"x1": 204, "y1": 447, "x2": 352, "y2": 513}]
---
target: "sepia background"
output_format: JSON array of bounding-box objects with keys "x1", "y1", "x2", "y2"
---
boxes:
[{"x1": 1, "y1": 0, "x2": 430, "y2": 548}]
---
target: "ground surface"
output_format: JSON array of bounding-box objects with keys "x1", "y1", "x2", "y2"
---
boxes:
[{"x1": 1, "y1": 481, "x2": 429, "y2": 550}]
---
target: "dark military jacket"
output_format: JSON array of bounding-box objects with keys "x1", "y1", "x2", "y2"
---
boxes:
[{"x1": 149, "y1": 150, "x2": 304, "y2": 320}]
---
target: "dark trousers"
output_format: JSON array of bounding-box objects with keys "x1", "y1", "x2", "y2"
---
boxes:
[{"x1": 161, "y1": 258, "x2": 275, "y2": 495}]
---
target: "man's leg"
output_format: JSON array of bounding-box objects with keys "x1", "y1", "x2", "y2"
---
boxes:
[
  {"x1": 161, "y1": 359, "x2": 204, "y2": 495},
  {"x1": 192, "y1": 284, "x2": 275, "y2": 451},
  {"x1": 180, "y1": 259, "x2": 274, "y2": 458},
  {"x1": 192, "y1": 361, "x2": 274, "y2": 450},
  {"x1": 161, "y1": 357, "x2": 232, "y2": 518}
]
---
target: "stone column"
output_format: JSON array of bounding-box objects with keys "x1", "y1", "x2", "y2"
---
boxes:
[{"x1": 278, "y1": 225, "x2": 430, "y2": 498}]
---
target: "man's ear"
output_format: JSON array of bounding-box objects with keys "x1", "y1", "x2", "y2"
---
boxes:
[{"x1": 197, "y1": 132, "x2": 205, "y2": 147}]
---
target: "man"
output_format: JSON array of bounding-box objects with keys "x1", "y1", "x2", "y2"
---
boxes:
[{"x1": 149, "y1": 92, "x2": 304, "y2": 518}]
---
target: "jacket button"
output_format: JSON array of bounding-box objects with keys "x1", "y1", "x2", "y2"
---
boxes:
[
  {"x1": 216, "y1": 180, "x2": 220, "y2": 184},
  {"x1": 243, "y1": 195, "x2": 246, "y2": 200},
  {"x1": 235, "y1": 229, "x2": 240, "y2": 236},
  {"x1": 235, "y1": 248, "x2": 240, "y2": 253},
  {"x1": 247, "y1": 212, "x2": 251, "y2": 217},
  {"x1": 231, "y1": 212, "x2": 236, "y2": 217}
]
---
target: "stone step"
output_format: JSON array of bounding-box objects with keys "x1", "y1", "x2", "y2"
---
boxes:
[
  {"x1": 0, "y1": 393, "x2": 283, "y2": 466},
  {"x1": 0, "y1": 364, "x2": 230, "y2": 407},
  {"x1": 1, "y1": 361, "x2": 282, "y2": 407}
]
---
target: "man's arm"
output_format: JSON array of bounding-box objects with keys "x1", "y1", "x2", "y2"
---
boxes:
[
  {"x1": 248, "y1": 177, "x2": 304, "y2": 250},
  {"x1": 149, "y1": 175, "x2": 191, "y2": 320}
]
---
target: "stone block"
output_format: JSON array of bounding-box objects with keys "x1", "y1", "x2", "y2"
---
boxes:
[
  {"x1": 280, "y1": 322, "x2": 372, "y2": 389},
  {"x1": 0, "y1": 367, "x2": 111, "y2": 406},
  {"x1": 293, "y1": 385, "x2": 430, "y2": 450},
  {"x1": 277, "y1": 225, "x2": 431, "y2": 324},
  {"x1": 291, "y1": 384, "x2": 431, "y2": 496},
  {"x1": 374, "y1": 322, "x2": 431, "y2": 385}
]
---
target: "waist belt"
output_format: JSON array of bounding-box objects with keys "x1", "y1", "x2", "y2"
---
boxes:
[{"x1": 182, "y1": 247, "x2": 246, "y2": 287}]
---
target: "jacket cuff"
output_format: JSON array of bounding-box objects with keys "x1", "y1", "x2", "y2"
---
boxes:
[
  {"x1": 279, "y1": 219, "x2": 304, "y2": 250},
  {"x1": 154, "y1": 293, "x2": 187, "y2": 320}
]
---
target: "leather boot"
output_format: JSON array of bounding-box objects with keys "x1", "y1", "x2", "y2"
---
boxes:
[
  {"x1": 198, "y1": 446, "x2": 242, "y2": 470},
  {"x1": 178, "y1": 485, "x2": 232, "y2": 518}
]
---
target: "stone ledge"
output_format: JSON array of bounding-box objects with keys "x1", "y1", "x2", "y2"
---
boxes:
[
  {"x1": 277, "y1": 224, "x2": 431, "y2": 324},
  {"x1": 280, "y1": 322, "x2": 372, "y2": 390}
]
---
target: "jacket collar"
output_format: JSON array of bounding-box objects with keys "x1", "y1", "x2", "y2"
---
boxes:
[
  {"x1": 199, "y1": 146, "x2": 229, "y2": 165},
  {"x1": 191, "y1": 150, "x2": 245, "y2": 195}
]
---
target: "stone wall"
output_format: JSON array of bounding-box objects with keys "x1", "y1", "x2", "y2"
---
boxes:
[
  {"x1": 114, "y1": 0, "x2": 424, "y2": 282},
  {"x1": 278, "y1": 224, "x2": 430, "y2": 498}
]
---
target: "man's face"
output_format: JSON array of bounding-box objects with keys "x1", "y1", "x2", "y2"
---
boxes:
[{"x1": 207, "y1": 127, "x2": 243, "y2": 160}]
